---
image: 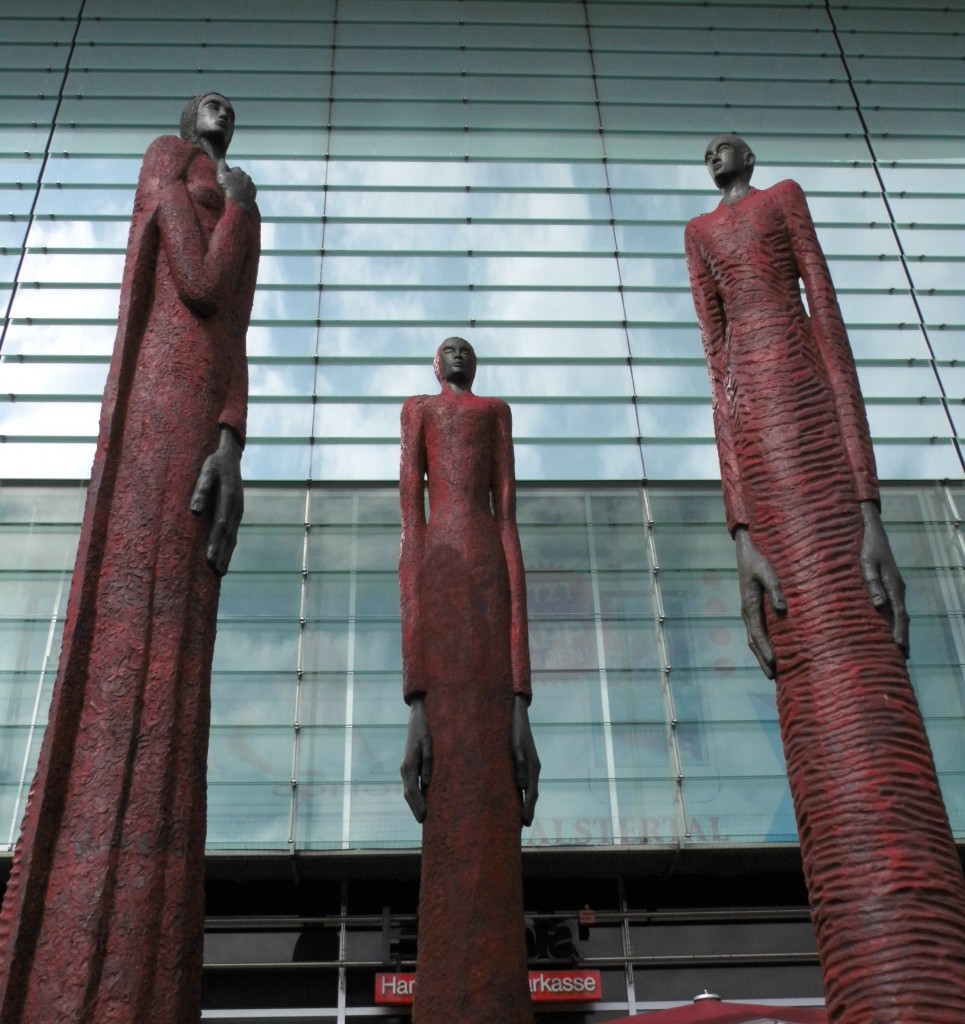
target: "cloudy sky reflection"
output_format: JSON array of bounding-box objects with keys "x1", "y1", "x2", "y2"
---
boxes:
[{"x1": 1, "y1": 6, "x2": 962, "y2": 492}]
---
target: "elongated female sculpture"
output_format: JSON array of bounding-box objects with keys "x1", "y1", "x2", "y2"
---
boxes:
[
  {"x1": 0, "y1": 94, "x2": 259, "y2": 1023},
  {"x1": 399, "y1": 338, "x2": 540, "y2": 1024},
  {"x1": 685, "y1": 135, "x2": 965, "y2": 1023}
]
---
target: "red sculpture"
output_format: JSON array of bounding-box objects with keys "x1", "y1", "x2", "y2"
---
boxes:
[
  {"x1": 399, "y1": 338, "x2": 540, "y2": 1024},
  {"x1": 0, "y1": 94, "x2": 259, "y2": 1023},
  {"x1": 686, "y1": 135, "x2": 965, "y2": 1023}
]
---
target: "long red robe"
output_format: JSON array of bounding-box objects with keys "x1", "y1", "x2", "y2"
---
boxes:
[
  {"x1": 686, "y1": 180, "x2": 965, "y2": 1023},
  {"x1": 0, "y1": 135, "x2": 259, "y2": 1024},
  {"x1": 399, "y1": 382, "x2": 533, "y2": 1024}
]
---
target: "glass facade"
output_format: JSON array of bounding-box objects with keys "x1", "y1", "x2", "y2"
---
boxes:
[
  {"x1": 3, "y1": 480, "x2": 965, "y2": 856},
  {"x1": 2, "y1": 0, "x2": 963, "y2": 855},
  {"x1": 0, "y1": 1, "x2": 964, "y2": 1015}
]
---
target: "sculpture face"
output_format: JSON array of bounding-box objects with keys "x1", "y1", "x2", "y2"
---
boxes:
[
  {"x1": 195, "y1": 93, "x2": 235, "y2": 150},
  {"x1": 437, "y1": 336, "x2": 477, "y2": 389},
  {"x1": 704, "y1": 133, "x2": 754, "y2": 189}
]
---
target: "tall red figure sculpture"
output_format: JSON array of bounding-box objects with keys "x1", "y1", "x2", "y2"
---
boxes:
[
  {"x1": 399, "y1": 338, "x2": 540, "y2": 1024},
  {"x1": 686, "y1": 135, "x2": 965, "y2": 1023},
  {"x1": 0, "y1": 94, "x2": 259, "y2": 1023}
]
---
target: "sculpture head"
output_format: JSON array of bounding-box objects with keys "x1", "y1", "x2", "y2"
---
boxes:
[
  {"x1": 434, "y1": 336, "x2": 477, "y2": 392},
  {"x1": 704, "y1": 133, "x2": 755, "y2": 192},
  {"x1": 180, "y1": 92, "x2": 235, "y2": 153}
]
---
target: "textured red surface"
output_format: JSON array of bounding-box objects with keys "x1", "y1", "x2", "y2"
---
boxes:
[
  {"x1": 0, "y1": 134, "x2": 259, "y2": 1023},
  {"x1": 686, "y1": 181, "x2": 965, "y2": 1022},
  {"x1": 399, "y1": 364, "x2": 533, "y2": 1024}
]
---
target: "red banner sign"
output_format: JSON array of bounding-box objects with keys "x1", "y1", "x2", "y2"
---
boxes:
[
  {"x1": 529, "y1": 969, "x2": 602, "y2": 1002},
  {"x1": 375, "y1": 970, "x2": 602, "y2": 1005},
  {"x1": 376, "y1": 973, "x2": 417, "y2": 1004}
]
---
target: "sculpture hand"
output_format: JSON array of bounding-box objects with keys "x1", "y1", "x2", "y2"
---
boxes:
[
  {"x1": 400, "y1": 697, "x2": 432, "y2": 823},
  {"x1": 734, "y1": 526, "x2": 787, "y2": 679},
  {"x1": 859, "y1": 500, "x2": 910, "y2": 656},
  {"x1": 190, "y1": 426, "x2": 244, "y2": 576},
  {"x1": 216, "y1": 158, "x2": 257, "y2": 210},
  {"x1": 512, "y1": 695, "x2": 541, "y2": 826}
]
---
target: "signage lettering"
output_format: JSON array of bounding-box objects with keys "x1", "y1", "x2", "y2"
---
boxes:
[
  {"x1": 525, "y1": 918, "x2": 578, "y2": 962},
  {"x1": 528, "y1": 970, "x2": 601, "y2": 1001},
  {"x1": 526, "y1": 814, "x2": 727, "y2": 846},
  {"x1": 376, "y1": 973, "x2": 417, "y2": 1003},
  {"x1": 375, "y1": 970, "x2": 601, "y2": 1005}
]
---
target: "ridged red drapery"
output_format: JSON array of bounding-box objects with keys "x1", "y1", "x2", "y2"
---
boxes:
[{"x1": 686, "y1": 180, "x2": 965, "y2": 1023}]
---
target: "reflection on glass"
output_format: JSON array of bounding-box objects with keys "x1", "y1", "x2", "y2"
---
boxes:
[
  {"x1": 0, "y1": 480, "x2": 964, "y2": 849},
  {"x1": 207, "y1": 783, "x2": 292, "y2": 849},
  {"x1": 209, "y1": 725, "x2": 294, "y2": 785},
  {"x1": 681, "y1": 777, "x2": 797, "y2": 845}
]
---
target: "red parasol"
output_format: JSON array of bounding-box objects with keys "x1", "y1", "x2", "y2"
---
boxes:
[{"x1": 608, "y1": 992, "x2": 828, "y2": 1024}]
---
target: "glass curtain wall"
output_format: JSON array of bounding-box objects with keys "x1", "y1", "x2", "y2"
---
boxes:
[
  {"x1": 3, "y1": 481, "x2": 964, "y2": 853},
  {"x1": 0, "y1": 0, "x2": 963, "y2": 854}
]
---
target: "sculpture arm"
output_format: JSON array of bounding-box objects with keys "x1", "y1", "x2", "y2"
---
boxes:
[
  {"x1": 493, "y1": 400, "x2": 532, "y2": 700},
  {"x1": 493, "y1": 400, "x2": 540, "y2": 823},
  {"x1": 859, "y1": 499, "x2": 910, "y2": 654},
  {"x1": 734, "y1": 525, "x2": 787, "y2": 679},
  {"x1": 190, "y1": 425, "x2": 244, "y2": 576},
  {"x1": 512, "y1": 694, "x2": 540, "y2": 826},
  {"x1": 685, "y1": 221, "x2": 749, "y2": 534},
  {"x1": 781, "y1": 179, "x2": 879, "y2": 504},
  {"x1": 399, "y1": 397, "x2": 428, "y2": 702},
  {"x1": 219, "y1": 203, "x2": 260, "y2": 445},
  {"x1": 399, "y1": 399, "x2": 432, "y2": 821},
  {"x1": 190, "y1": 204, "x2": 258, "y2": 574},
  {"x1": 156, "y1": 156, "x2": 255, "y2": 318},
  {"x1": 400, "y1": 696, "x2": 431, "y2": 823},
  {"x1": 781, "y1": 182, "x2": 909, "y2": 648}
]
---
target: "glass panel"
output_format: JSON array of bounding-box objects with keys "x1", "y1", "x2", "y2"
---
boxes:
[
  {"x1": 523, "y1": 779, "x2": 615, "y2": 847},
  {"x1": 514, "y1": 443, "x2": 643, "y2": 481},
  {"x1": 612, "y1": 721, "x2": 674, "y2": 779},
  {"x1": 0, "y1": 618, "x2": 64, "y2": 675},
  {"x1": 244, "y1": 443, "x2": 315, "y2": 482},
  {"x1": 341, "y1": 782, "x2": 423, "y2": 849},
  {"x1": 511, "y1": 402, "x2": 638, "y2": 440},
  {"x1": 210, "y1": 673, "x2": 296, "y2": 728},
  {"x1": 212, "y1": 621, "x2": 301, "y2": 673},
  {"x1": 682, "y1": 777, "x2": 798, "y2": 845},
  {"x1": 538, "y1": 723, "x2": 611, "y2": 781},
  {"x1": 218, "y1": 571, "x2": 302, "y2": 620},
  {"x1": 677, "y1": 721, "x2": 788, "y2": 780},
  {"x1": 941, "y1": 773, "x2": 965, "y2": 835},
  {"x1": 208, "y1": 725, "x2": 294, "y2": 784},
  {"x1": 0, "y1": 726, "x2": 34, "y2": 791},
  {"x1": 299, "y1": 726, "x2": 351, "y2": 783},
  {"x1": 207, "y1": 783, "x2": 291, "y2": 849},
  {"x1": 0, "y1": 571, "x2": 70, "y2": 618},
  {"x1": 874, "y1": 441, "x2": 962, "y2": 480},
  {"x1": 349, "y1": 673, "x2": 405, "y2": 726},
  {"x1": 865, "y1": 402, "x2": 953, "y2": 440}
]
